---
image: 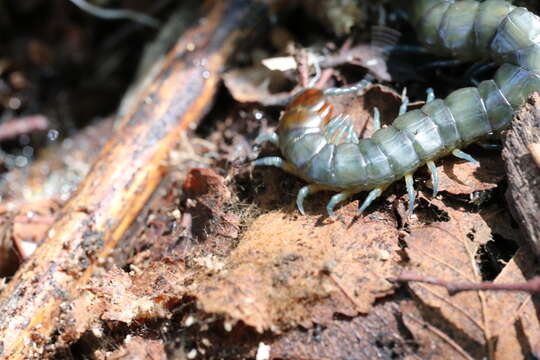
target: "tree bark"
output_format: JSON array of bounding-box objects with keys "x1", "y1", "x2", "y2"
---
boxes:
[
  {"x1": 502, "y1": 93, "x2": 540, "y2": 256},
  {"x1": 0, "y1": 1, "x2": 266, "y2": 358}
]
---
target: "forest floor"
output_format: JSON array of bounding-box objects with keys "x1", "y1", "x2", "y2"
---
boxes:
[{"x1": 0, "y1": 1, "x2": 539, "y2": 359}]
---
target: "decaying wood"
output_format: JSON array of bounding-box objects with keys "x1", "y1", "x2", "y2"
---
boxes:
[
  {"x1": 502, "y1": 93, "x2": 540, "y2": 256},
  {"x1": 0, "y1": 1, "x2": 266, "y2": 358}
]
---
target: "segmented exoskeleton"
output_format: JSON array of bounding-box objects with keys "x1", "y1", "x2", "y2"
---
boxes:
[{"x1": 254, "y1": 0, "x2": 540, "y2": 217}]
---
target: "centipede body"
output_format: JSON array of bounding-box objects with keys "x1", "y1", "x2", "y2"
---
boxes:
[{"x1": 254, "y1": 0, "x2": 540, "y2": 217}]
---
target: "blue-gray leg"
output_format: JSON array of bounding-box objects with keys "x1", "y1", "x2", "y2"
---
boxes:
[
  {"x1": 324, "y1": 114, "x2": 359, "y2": 144},
  {"x1": 452, "y1": 149, "x2": 479, "y2": 166},
  {"x1": 426, "y1": 160, "x2": 439, "y2": 197},
  {"x1": 382, "y1": 45, "x2": 429, "y2": 55},
  {"x1": 358, "y1": 187, "x2": 383, "y2": 215},
  {"x1": 426, "y1": 88, "x2": 435, "y2": 103},
  {"x1": 399, "y1": 88, "x2": 409, "y2": 115},
  {"x1": 404, "y1": 174, "x2": 415, "y2": 216},
  {"x1": 477, "y1": 141, "x2": 501, "y2": 150},
  {"x1": 252, "y1": 156, "x2": 297, "y2": 175},
  {"x1": 464, "y1": 62, "x2": 497, "y2": 86},
  {"x1": 254, "y1": 132, "x2": 279, "y2": 146},
  {"x1": 296, "y1": 184, "x2": 325, "y2": 215},
  {"x1": 324, "y1": 115, "x2": 346, "y2": 139},
  {"x1": 373, "y1": 107, "x2": 381, "y2": 130},
  {"x1": 344, "y1": 120, "x2": 358, "y2": 143},
  {"x1": 323, "y1": 79, "x2": 371, "y2": 96},
  {"x1": 326, "y1": 191, "x2": 355, "y2": 217},
  {"x1": 419, "y1": 59, "x2": 465, "y2": 71}
]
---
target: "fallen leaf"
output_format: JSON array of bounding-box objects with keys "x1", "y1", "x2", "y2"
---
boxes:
[
  {"x1": 190, "y1": 208, "x2": 401, "y2": 333},
  {"x1": 403, "y1": 200, "x2": 540, "y2": 359},
  {"x1": 401, "y1": 301, "x2": 476, "y2": 360},
  {"x1": 223, "y1": 65, "x2": 292, "y2": 105},
  {"x1": 425, "y1": 152, "x2": 505, "y2": 195}
]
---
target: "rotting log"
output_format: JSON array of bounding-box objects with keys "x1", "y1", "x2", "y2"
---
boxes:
[
  {"x1": 502, "y1": 93, "x2": 540, "y2": 256},
  {"x1": 0, "y1": 1, "x2": 267, "y2": 358}
]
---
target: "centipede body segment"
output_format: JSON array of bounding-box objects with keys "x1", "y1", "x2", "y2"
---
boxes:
[{"x1": 254, "y1": 0, "x2": 540, "y2": 217}]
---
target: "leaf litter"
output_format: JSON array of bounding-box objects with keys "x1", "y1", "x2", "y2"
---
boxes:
[
  {"x1": 402, "y1": 198, "x2": 540, "y2": 359},
  {"x1": 190, "y1": 207, "x2": 401, "y2": 333},
  {"x1": 47, "y1": 65, "x2": 535, "y2": 359},
  {"x1": 3, "y1": 3, "x2": 538, "y2": 357}
]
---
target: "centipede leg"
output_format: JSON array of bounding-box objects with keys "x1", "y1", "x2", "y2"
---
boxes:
[
  {"x1": 252, "y1": 156, "x2": 296, "y2": 174},
  {"x1": 254, "y1": 132, "x2": 279, "y2": 146},
  {"x1": 373, "y1": 107, "x2": 381, "y2": 130},
  {"x1": 358, "y1": 187, "x2": 383, "y2": 215},
  {"x1": 426, "y1": 88, "x2": 435, "y2": 103},
  {"x1": 399, "y1": 88, "x2": 409, "y2": 115},
  {"x1": 383, "y1": 44, "x2": 429, "y2": 55},
  {"x1": 296, "y1": 184, "x2": 325, "y2": 215},
  {"x1": 324, "y1": 114, "x2": 346, "y2": 138},
  {"x1": 452, "y1": 149, "x2": 479, "y2": 166},
  {"x1": 426, "y1": 160, "x2": 439, "y2": 197},
  {"x1": 464, "y1": 61, "x2": 497, "y2": 86},
  {"x1": 323, "y1": 78, "x2": 371, "y2": 96},
  {"x1": 419, "y1": 59, "x2": 465, "y2": 71},
  {"x1": 325, "y1": 114, "x2": 359, "y2": 144},
  {"x1": 326, "y1": 190, "x2": 355, "y2": 217},
  {"x1": 477, "y1": 141, "x2": 502, "y2": 150},
  {"x1": 404, "y1": 173, "x2": 415, "y2": 216}
]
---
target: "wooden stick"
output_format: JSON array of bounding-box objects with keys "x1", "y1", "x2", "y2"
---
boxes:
[
  {"x1": 391, "y1": 272, "x2": 540, "y2": 295},
  {"x1": 0, "y1": 1, "x2": 266, "y2": 358},
  {"x1": 502, "y1": 93, "x2": 540, "y2": 256}
]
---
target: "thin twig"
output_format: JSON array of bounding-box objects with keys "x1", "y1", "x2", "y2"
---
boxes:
[
  {"x1": 68, "y1": 0, "x2": 160, "y2": 28},
  {"x1": 390, "y1": 271, "x2": 540, "y2": 295},
  {"x1": 293, "y1": 48, "x2": 311, "y2": 88}
]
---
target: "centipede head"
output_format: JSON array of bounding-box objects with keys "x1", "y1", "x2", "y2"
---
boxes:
[{"x1": 278, "y1": 88, "x2": 334, "y2": 132}]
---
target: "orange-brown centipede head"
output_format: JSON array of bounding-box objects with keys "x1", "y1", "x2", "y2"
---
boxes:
[
  {"x1": 288, "y1": 88, "x2": 325, "y2": 109},
  {"x1": 278, "y1": 88, "x2": 333, "y2": 131}
]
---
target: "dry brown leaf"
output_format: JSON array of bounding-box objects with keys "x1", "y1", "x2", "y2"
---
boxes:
[
  {"x1": 319, "y1": 84, "x2": 402, "y2": 142},
  {"x1": 404, "y1": 201, "x2": 540, "y2": 359},
  {"x1": 401, "y1": 301, "x2": 475, "y2": 360},
  {"x1": 190, "y1": 208, "x2": 401, "y2": 333},
  {"x1": 425, "y1": 152, "x2": 505, "y2": 195},
  {"x1": 484, "y1": 249, "x2": 540, "y2": 358},
  {"x1": 404, "y1": 207, "x2": 492, "y2": 356},
  {"x1": 223, "y1": 65, "x2": 291, "y2": 105}
]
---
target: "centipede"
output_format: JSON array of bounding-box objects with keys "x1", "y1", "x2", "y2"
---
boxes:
[{"x1": 254, "y1": 0, "x2": 540, "y2": 217}]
